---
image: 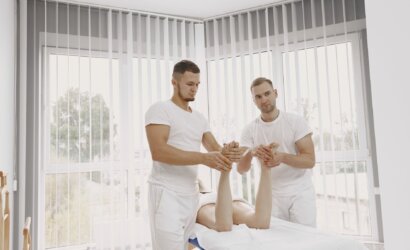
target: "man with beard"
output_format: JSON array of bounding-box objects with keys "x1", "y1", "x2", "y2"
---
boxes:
[
  {"x1": 145, "y1": 60, "x2": 243, "y2": 249},
  {"x1": 237, "y1": 77, "x2": 317, "y2": 227}
]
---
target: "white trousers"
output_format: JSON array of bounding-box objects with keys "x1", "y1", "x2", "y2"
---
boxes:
[
  {"x1": 271, "y1": 185, "x2": 317, "y2": 227},
  {"x1": 148, "y1": 183, "x2": 199, "y2": 250}
]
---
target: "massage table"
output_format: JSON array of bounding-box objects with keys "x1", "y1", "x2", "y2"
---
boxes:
[{"x1": 189, "y1": 217, "x2": 368, "y2": 250}]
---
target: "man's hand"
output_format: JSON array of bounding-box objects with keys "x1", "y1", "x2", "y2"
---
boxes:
[
  {"x1": 263, "y1": 152, "x2": 282, "y2": 167},
  {"x1": 263, "y1": 143, "x2": 282, "y2": 167},
  {"x1": 221, "y1": 141, "x2": 244, "y2": 163},
  {"x1": 203, "y1": 152, "x2": 232, "y2": 172},
  {"x1": 251, "y1": 142, "x2": 282, "y2": 168},
  {"x1": 252, "y1": 145, "x2": 274, "y2": 162}
]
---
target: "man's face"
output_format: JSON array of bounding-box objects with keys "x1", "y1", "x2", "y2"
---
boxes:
[
  {"x1": 251, "y1": 82, "x2": 278, "y2": 113},
  {"x1": 173, "y1": 71, "x2": 200, "y2": 102}
]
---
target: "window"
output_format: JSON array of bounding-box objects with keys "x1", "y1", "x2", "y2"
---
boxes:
[
  {"x1": 43, "y1": 51, "x2": 180, "y2": 249},
  {"x1": 282, "y1": 38, "x2": 372, "y2": 236},
  {"x1": 44, "y1": 53, "x2": 130, "y2": 248},
  {"x1": 44, "y1": 52, "x2": 164, "y2": 249}
]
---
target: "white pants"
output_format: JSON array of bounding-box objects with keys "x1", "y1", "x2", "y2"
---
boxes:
[
  {"x1": 148, "y1": 183, "x2": 199, "y2": 250},
  {"x1": 271, "y1": 185, "x2": 317, "y2": 227}
]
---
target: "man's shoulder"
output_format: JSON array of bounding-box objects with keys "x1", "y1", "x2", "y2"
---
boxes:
[
  {"x1": 151, "y1": 100, "x2": 169, "y2": 109},
  {"x1": 146, "y1": 100, "x2": 170, "y2": 113},
  {"x1": 145, "y1": 101, "x2": 173, "y2": 125},
  {"x1": 280, "y1": 111, "x2": 311, "y2": 137}
]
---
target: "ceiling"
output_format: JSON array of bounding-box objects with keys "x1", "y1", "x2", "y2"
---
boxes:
[{"x1": 69, "y1": 0, "x2": 284, "y2": 20}]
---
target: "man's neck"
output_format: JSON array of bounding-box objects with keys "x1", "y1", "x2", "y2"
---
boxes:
[
  {"x1": 260, "y1": 108, "x2": 280, "y2": 122},
  {"x1": 171, "y1": 95, "x2": 191, "y2": 112}
]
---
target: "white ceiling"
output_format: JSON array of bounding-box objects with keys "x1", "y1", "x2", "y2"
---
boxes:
[{"x1": 70, "y1": 0, "x2": 283, "y2": 20}]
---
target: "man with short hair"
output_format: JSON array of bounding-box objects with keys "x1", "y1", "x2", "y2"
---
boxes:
[
  {"x1": 145, "y1": 60, "x2": 242, "y2": 249},
  {"x1": 238, "y1": 77, "x2": 317, "y2": 227}
]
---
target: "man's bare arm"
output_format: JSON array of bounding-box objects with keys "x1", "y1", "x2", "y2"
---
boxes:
[
  {"x1": 146, "y1": 124, "x2": 203, "y2": 165},
  {"x1": 146, "y1": 124, "x2": 231, "y2": 170},
  {"x1": 267, "y1": 134, "x2": 315, "y2": 169},
  {"x1": 202, "y1": 131, "x2": 223, "y2": 152}
]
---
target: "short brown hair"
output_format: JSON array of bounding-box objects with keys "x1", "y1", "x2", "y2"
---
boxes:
[
  {"x1": 172, "y1": 60, "x2": 200, "y2": 78},
  {"x1": 250, "y1": 77, "x2": 273, "y2": 91}
]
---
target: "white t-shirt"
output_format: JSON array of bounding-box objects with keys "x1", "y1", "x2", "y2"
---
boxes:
[
  {"x1": 145, "y1": 100, "x2": 210, "y2": 194},
  {"x1": 240, "y1": 111, "x2": 313, "y2": 196}
]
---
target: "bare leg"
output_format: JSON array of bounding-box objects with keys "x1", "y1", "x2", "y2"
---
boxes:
[
  {"x1": 196, "y1": 171, "x2": 233, "y2": 232},
  {"x1": 233, "y1": 164, "x2": 272, "y2": 229},
  {"x1": 252, "y1": 164, "x2": 272, "y2": 228},
  {"x1": 214, "y1": 171, "x2": 233, "y2": 231}
]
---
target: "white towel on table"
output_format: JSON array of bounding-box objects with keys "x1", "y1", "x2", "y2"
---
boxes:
[{"x1": 191, "y1": 217, "x2": 368, "y2": 250}]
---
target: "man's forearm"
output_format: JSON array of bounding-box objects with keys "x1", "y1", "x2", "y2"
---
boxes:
[
  {"x1": 281, "y1": 152, "x2": 315, "y2": 169},
  {"x1": 151, "y1": 144, "x2": 204, "y2": 166}
]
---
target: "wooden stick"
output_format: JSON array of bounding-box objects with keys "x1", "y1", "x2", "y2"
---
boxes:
[{"x1": 23, "y1": 217, "x2": 32, "y2": 250}]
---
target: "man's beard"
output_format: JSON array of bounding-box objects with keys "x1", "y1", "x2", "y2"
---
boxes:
[
  {"x1": 177, "y1": 85, "x2": 195, "y2": 102},
  {"x1": 260, "y1": 103, "x2": 275, "y2": 113}
]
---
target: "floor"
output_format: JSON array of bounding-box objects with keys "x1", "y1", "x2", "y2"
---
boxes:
[{"x1": 363, "y1": 242, "x2": 385, "y2": 250}]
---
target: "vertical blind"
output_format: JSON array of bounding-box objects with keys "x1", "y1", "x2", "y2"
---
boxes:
[
  {"x1": 26, "y1": 0, "x2": 202, "y2": 249},
  {"x1": 204, "y1": 0, "x2": 377, "y2": 240}
]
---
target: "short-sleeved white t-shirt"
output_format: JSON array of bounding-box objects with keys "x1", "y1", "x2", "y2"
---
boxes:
[
  {"x1": 145, "y1": 100, "x2": 210, "y2": 194},
  {"x1": 240, "y1": 111, "x2": 313, "y2": 196}
]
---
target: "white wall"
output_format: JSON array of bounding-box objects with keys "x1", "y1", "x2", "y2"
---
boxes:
[
  {"x1": 0, "y1": 0, "x2": 16, "y2": 249},
  {"x1": 364, "y1": 1, "x2": 410, "y2": 249},
  {"x1": 0, "y1": 4, "x2": 16, "y2": 180}
]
